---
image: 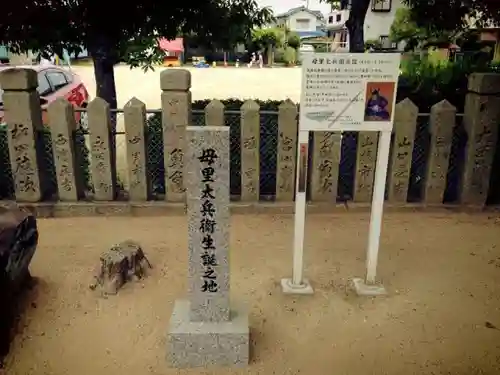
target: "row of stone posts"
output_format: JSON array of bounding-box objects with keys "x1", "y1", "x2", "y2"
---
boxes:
[{"x1": 0, "y1": 69, "x2": 499, "y2": 207}]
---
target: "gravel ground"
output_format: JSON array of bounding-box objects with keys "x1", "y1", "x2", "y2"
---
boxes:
[{"x1": 3, "y1": 212, "x2": 500, "y2": 375}]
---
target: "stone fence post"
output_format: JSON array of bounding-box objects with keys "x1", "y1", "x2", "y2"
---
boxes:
[
  {"x1": 0, "y1": 68, "x2": 48, "y2": 202},
  {"x1": 161, "y1": 69, "x2": 191, "y2": 202},
  {"x1": 460, "y1": 73, "x2": 500, "y2": 206},
  {"x1": 423, "y1": 100, "x2": 455, "y2": 204}
]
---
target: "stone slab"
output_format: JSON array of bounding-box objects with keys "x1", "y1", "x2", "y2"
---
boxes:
[
  {"x1": 185, "y1": 126, "x2": 230, "y2": 322},
  {"x1": 167, "y1": 299, "x2": 249, "y2": 368},
  {"x1": 280, "y1": 278, "x2": 314, "y2": 295},
  {"x1": 352, "y1": 277, "x2": 387, "y2": 296}
]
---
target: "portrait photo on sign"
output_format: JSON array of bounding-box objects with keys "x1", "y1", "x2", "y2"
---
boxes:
[{"x1": 363, "y1": 82, "x2": 396, "y2": 122}]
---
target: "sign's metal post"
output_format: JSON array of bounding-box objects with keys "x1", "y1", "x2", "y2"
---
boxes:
[
  {"x1": 351, "y1": 129, "x2": 392, "y2": 296},
  {"x1": 281, "y1": 130, "x2": 314, "y2": 294}
]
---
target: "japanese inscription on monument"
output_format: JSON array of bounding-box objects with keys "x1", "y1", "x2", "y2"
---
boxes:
[
  {"x1": 185, "y1": 127, "x2": 230, "y2": 323},
  {"x1": 198, "y1": 148, "x2": 219, "y2": 294}
]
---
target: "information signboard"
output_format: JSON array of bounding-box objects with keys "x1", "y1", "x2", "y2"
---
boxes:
[{"x1": 300, "y1": 53, "x2": 400, "y2": 132}]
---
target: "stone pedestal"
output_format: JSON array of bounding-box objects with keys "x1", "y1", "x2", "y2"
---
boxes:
[
  {"x1": 167, "y1": 126, "x2": 249, "y2": 368},
  {"x1": 168, "y1": 300, "x2": 249, "y2": 368}
]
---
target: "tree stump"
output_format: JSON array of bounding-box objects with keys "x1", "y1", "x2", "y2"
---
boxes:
[
  {"x1": 89, "y1": 240, "x2": 152, "y2": 295},
  {"x1": 0, "y1": 206, "x2": 38, "y2": 361}
]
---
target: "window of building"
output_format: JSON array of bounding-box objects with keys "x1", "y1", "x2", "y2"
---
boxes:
[
  {"x1": 380, "y1": 35, "x2": 397, "y2": 49},
  {"x1": 371, "y1": 0, "x2": 391, "y2": 12},
  {"x1": 296, "y1": 18, "x2": 311, "y2": 30},
  {"x1": 328, "y1": 15, "x2": 333, "y2": 23},
  {"x1": 340, "y1": 29, "x2": 348, "y2": 45},
  {"x1": 336, "y1": 14, "x2": 342, "y2": 22}
]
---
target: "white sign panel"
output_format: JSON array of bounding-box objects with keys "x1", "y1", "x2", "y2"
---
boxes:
[{"x1": 300, "y1": 53, "x2": 401, "y2": 132}]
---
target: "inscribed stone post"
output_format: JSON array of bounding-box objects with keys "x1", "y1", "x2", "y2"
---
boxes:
[
  {"x1": 423, "y1": 100, "x2": 455, "y2": 204},
  {"x1": 460, "y1": 73, "x2": 500, "y2": 206},
  {"x1": 387, "y1": 99, "x2": 418, "y2": 203},
  {"x1": 124, "y1": 97, "x2": 150, "y2": 201},
  {"x1": 240, "y1": 100, "x2": 260, "y2": 201},
  {"x1": 0, "y1": 68, "x2": 47, "y2": 202},
  {"x1": 354, "y1": 132, "x2": 379, "y2": 202},
  {"x1": 275, "y1": 100, "x2": 297, "y2": 201},
  {"x1": 161, "y1": 69, "x2": 191, "y2": 202},
  {"x1": 186, "y1": 126, "x2": 230, "y2": 322},
  {"x1": 48, "y1": 98, "x2": 84, "y2": 201},
  {"x1": 167, "y1": 126, "x2": 249, "y2": 368},
  {"x1": 310, "y1": 132, "x2": 341, "y2": 202},
  {"x1": 87, "y1": 98, "x2": 117, "y2": 200}
]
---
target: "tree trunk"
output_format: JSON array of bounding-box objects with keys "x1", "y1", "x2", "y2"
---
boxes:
[
  {"x1": 345, "y1": 0, "x2": 371, "y2": 53},
  {"x1": 92, "y1": 56, "x2": 117, "y2": 110},
  {"x1": 267, "y1": 46, "x2": 273, "y2": 67},
  {"x1": 88, "y1": 36, "x2": 119, "y2": 129}
]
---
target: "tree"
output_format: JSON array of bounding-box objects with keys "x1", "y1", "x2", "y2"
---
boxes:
[
  {"x1": 0, "y1": 0, "x2": 273, "y2": 112},
  {"x1": 322, "y1": 0, "x2": 372, "y2": 52},
  {"x1": 390, "y1": 8, "x2": 453, "y2": 51},
  {"x1": 403, "y1": 0, "x2": 500, "y2": 32},
  {"x1": 287, "y1": 32, "x2": 301, "y2": 50},
  {"x1": 251, "y1": 27, "x2": 285, "y2": 65}
]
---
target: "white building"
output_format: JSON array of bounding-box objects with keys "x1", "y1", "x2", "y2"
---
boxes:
[
  {"x1": 326, "y1": 0, "x2": 406, "y2": 50},
  {"x1": 364, "y1": 0, "x2": 405, "y2": 47},
  {"x1": 272, "y1": 6, "x2": 327, "y2": 39}
]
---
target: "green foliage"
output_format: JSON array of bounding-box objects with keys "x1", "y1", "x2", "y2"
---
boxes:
[
  {"x1": 251, "y1": 27, "x2": 284, "y2": 51},
  {"x1": 390, "y1": 8, "x2": 453, "y2": 51},
  {"x1": 403, "y1": 0, "x2": 500, "y2": 34},
  {"x1": 283, "y1": 47, "x2": 297, "y2": 65},
  {"x1": 365, "y1": 39, "x2": 381, "y2": 50},
  {"x1": 398, "y1": 54, "x2": 497, "y2": 111},
  {"x1": 286, "y1": 32, "x2": 301, "y2": 50},
  {"x1": 0, "y1": 1, "x2": 274, "y2": 73}
]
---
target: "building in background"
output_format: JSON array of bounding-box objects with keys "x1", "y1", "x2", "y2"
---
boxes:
[
  {"x1": 467, "y1": 17, "x2": 500, "y2": 61},
  {"x1": 325, "y1": 7, "x2": 349, "y2": 51},
  {"x1": 272, "y1": 6, "x2": 326, "y2": 39},
  {"x1": 325, "y1": 0, "x2": 406, "y2": 50},
  {"x1": 364, "y1": 0, "x2": 405, "y2": 48}
]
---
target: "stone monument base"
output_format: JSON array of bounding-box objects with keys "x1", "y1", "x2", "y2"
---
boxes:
[{"x1": 167, "y1": 300, "x2": 249, "y2": 368}]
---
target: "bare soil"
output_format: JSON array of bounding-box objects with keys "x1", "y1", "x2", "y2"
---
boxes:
[{"x1": 3, "y1": 212, "x2": 500, "y2": 375}]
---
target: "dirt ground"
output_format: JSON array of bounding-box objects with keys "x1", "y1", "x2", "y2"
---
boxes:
[{"x1": 3, "y1": 212, "x2": 500, "y2": 375}]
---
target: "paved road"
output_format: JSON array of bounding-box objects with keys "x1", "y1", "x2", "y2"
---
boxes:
[{"x1": 72, "y1": 65, "x2": 303, "y2": 188}]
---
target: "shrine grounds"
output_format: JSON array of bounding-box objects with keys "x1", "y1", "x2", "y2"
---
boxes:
[{"x1": 3, "y1": 212, "x2": 500, "y2": 375}]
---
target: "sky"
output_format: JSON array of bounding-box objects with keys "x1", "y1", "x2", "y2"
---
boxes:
[{"x1": 256, "y1": 0, "x2": 330, "y2": 16}]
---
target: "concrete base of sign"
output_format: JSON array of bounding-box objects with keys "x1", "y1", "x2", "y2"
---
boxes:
[
  {"x1": 352, "y1": 277, "x2": 387, "y2": 296},
  {"x1": 167, "y1": 300, "x2": 249, "y2": 368},
  {"x1": 280, "y1": 278, "x2": 314, "y2": 295}
]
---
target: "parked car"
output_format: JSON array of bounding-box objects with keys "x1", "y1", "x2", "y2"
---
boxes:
[{"x1": 0, "y1": 64, "x2": 89, "y2": 127}]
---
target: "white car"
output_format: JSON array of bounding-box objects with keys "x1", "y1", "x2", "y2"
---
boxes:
[{"x1": 299, "y1": 44, "x2": 315, "y2": 53}]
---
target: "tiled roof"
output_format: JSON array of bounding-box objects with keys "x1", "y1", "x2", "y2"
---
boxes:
[{"x1": 276, "y1": 6, "x2": 324, "y2": 20}]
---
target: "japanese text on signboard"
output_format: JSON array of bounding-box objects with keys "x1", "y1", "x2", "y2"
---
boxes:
[{"x1": 304, "y1": 58, "x2": 394, "y2": 109}]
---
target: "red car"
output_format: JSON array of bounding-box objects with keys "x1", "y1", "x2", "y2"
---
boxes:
[{"x1": 0, "y1": 64, "x2": 89, "y2": 126}]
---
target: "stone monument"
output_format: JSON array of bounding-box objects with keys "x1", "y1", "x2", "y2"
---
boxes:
[{"x1": 167, "y1": 126, "x2": 249, "y2": 368}]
